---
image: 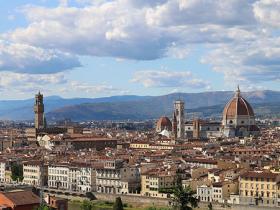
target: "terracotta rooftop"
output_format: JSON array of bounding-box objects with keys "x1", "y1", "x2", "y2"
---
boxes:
[{"x1": 0, "y1": 191, "x2": 40, "y2": 206}]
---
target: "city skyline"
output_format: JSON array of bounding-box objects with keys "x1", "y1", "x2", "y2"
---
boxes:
[{"x1": 0, "y1": 0, "x2": 279, "y2": 100}]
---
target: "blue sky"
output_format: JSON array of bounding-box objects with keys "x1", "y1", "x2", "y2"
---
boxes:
[{"x1": 0, "y1": 0, "x2": 279, "y2": 99}]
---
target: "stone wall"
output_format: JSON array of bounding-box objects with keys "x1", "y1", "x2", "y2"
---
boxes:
[{"x1": 95, "y1": 193, "x2": 170, "y2": 207}]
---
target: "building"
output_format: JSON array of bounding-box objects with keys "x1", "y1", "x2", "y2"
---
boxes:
[
  {"x1": 96, "y1": 160, "x2": 140, "y2": 194},
  {"x1": 0, "y1": 191, "x2": 40, "y2": 210},
  {"x1": 68, "y1": 163, "x2": 96, "y2": 193},
  {"x1": 34, "y1": 91, "x2": 45, "y2": 129},
  {"x1": 66, "y1": 137, "x2": 118, "y2": 151},
  {"x1": 160, "y1": 87, "x2": 260, "y2": 140},
  {"x1": 173, "y1": 100, "x2": 185, "y2": 139},
  {"x1": 185, "y1": 158, "x2": 218, "y2": 169},
  {"x1": 141, "y1": 169, "x2": 176, "y2": 198},
  {"x1": 222, "y1": 86, "x2": 260, "y2": 137},
  {"x1": 48, "y1": 162, "x2": 95, "y2": 193},
  {"x1": 156, "y1": 116, "x2": 172, "y2": 133},
  {"x1": 23, "y1": 161, "x2": 48, "y2": 187},
  {"x1": 212, "y1": 181, "x2": 239, "y2": 203},
  {"x1": 185, "y1": 119, "x2": 222, "y2": 139},
  {"x1": 46, "y1": 195, "x2": 68, "y2": 210},
  {"x1": 0, "y1": 162, "x2": 5, "y2": 183},
  {"x1": 197, "y1": 184, "x2": 212, "y2": 202},
  {"x1": 239, "y1": 171, "x2": 279, "y2": 207},
  {"x1": 48, "y1": 164, "x2": 70, "y2": 190}
]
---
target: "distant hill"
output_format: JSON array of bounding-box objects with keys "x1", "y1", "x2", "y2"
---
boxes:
[
  {"x1": 0, "y1": 95, "x2": 150, "y2": 120},
  {"x1": 0, "y1": 90, "x2": 278, "y2": 121},
  {"x1": 46, "y1": 90, "x2": 280, "y2": 121}
]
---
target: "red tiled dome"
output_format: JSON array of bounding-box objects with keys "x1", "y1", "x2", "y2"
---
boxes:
[
  {"x1": 223, "y1": 87, "x2": 254, "y2": 119},
  {"x1": 156, "y1": 116, "x2": 172, "y2": 131}
]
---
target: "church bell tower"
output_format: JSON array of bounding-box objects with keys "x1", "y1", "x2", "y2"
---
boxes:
[
  {"x1": 174, "y1": 100, "x2": 185, "y2": 139},
  {"x1": 34, "y1": 91, "x2": 45, "y2": 129}
]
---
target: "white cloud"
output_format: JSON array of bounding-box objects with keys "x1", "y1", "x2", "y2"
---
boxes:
[
  {"x1": 4, "y1": 0, "x2": 261, "y2": 62},
  {"x1": 202, "y1": 37, "x2": 280, "y2": 85},
  {"x1": 0, "y1": 72, "x2": 67, "y2": 93},
  {"x1": 0, "y1": 0, "x2": 279, "y2": 88},
  {"x1": 0, "y1": 71, "x2": 126, "y2": 97},
  {"x1": 60, "y1": 81, "x2": 127, "y2": 95},
  {"x1": 254, "y1": 0, "x2": 280, "y2": 28},
  {"x1": 0, "y1": 40, "x2": 81, "y2": 74},
  {"x1": 131, "y1": 70, "x2": 208, "y2": 89}
]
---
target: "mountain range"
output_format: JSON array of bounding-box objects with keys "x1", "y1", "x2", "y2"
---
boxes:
[{"x1": 0, "y1": 90, "x2": 279, "y2": 121}]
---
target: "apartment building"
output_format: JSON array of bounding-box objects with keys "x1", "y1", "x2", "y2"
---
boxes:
[
  {"x1": 48, "y1": 162, "x2": 95, "y2": 193},
  {"x1": 23, "y1": 161, "x2": 48, "y2": 187},
  {"x1": 212, "y1": 181, "x2": 239, "y2": 203},
  {"x1": 96, "y1": 159, "x2": 140, "y2": 194},
  {"x1": 0, "y1": 162, "x2": 5, "y2": 183},
  {"x1": 239, "y1": 171, "x2": 280, "y2": 207},
  {"x1": 197, "y1": 184, "x2": 212, "y2": 202},
  {"x1": 69, "y1": 163, "x2": 96, "y2": 193},
  {"x1": 141, "y1": 169, "x2": 176, "y2": 198},
  {"x1": 48, "y1": 164, "x2": 70, "y2": 190}
]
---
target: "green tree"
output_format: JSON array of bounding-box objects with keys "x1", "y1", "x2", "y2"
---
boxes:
[
  {"x1": 36, "y1": 205, "x2": 51, "y2": 210},
  {"x1": 11, "y1": 162, "x2": 23, "y2": 182},
  {"x1": 208, "y1": 202, "x2": 213, "y2": 210},
  {"x1": 80, "y1": 200, "x2": 93, "y2": 210},
  {"x1": 113, "y1": 197, "x2": 124, "y2": 210},
  {"x1": 85, "y1": 192, "x2": 96, "y2": 200},
  {"x1": 172, "y1": 185, "x2": 199, "y2": 210}
]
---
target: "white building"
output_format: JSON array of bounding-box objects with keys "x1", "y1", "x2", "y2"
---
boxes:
[
  {"x1": 197, "y1": 185, "x2": 212, "y2": 202},
  {"x1": 48, "y1": 164, "x2": 70, "y2": 190},
  {"x1": 23, "y1": 161, "x2": 47, "y2": 187},
  {"x1": 0, "y1": 162, "x2": 6, "y2": 183},
  {"x1": 69, "y1": 163, "x2": 95, "y2": 193},
  {"x1": 212, "y1": 183, "x2": 223, "y2": 203},
  {"x1": 48, "y1": 163, "x2": 95, "y2": 193}
]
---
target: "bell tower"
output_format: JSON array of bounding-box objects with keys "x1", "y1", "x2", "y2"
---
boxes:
[
  {"x1": 174, "y1": 100, "x2": 185, "y2": 139},
  {"x1": 34, "y1": 91, "x2": 45, "y2": 129}
]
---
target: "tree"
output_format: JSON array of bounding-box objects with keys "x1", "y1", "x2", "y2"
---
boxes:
[
  {"x1": 113, "y1": 197, "x2": 124, "y2": 210},
  {"x1": 208, "y1": 202, "x2": 213, "y2": 210},
  {"x1": 11, "y1": 162, "x2": 23, "y2": 182},
  {"x1": 85, "y1": 192, "x2": 96, "y2": 200},
  {"x1": 172, "y1": 185, "x2": 199, "y2": 210},
  {"x1": 36, "y1": 205, "x2": 51, "y2": 210},
  {"x1": 80, "y1": 200, "x2": 93, "y2": 210}
]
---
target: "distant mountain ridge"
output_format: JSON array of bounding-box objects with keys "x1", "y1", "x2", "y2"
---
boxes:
[
  {"x1": 0, "y1": 90, "x2": 279, "y2": 121},
  {"x1": 46, "y1": 90, "x2": 280, "y2": 121}
]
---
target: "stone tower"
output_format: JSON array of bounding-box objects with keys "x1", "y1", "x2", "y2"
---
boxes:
[
  {"x1": 172, "y1": 111, "x2": 177, "y2": 139},
  {"x1": 34, "y1": 91, "x2": 45, "y2": 129},
  {"x1": 174, "y1": 100, "x2": 185, "y2": 139}
]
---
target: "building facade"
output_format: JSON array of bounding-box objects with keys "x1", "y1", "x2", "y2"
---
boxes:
[
  {"x1": 96, "y1": 160, "x2": 140, "y2": 194},
  {"x1": 23, "y1": 161, "x2": 47, "y2": 187}
]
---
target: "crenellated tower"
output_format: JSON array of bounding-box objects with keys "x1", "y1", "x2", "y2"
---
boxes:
[{"x1": 34, "y1": 91, "x2": 45, "y2": 129}]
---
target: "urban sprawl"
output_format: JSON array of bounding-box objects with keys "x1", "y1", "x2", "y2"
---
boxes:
[{"x1": 0, "y1": 87, "x2": 279, "y2": 209}]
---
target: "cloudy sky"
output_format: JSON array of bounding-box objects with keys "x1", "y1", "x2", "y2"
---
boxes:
[{"x1": 0, "y1": 0, "x2": 279, "y2": 99}]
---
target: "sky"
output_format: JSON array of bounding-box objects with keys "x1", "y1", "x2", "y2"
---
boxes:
[{"x1": 0, "y1": 0, "x2": 279, "y2": 99}]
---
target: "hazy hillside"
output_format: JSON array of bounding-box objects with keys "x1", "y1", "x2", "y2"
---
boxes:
[
  {"x1": 0, "y1": 90, "x2": 279, "y2": 121},
  {"x1": 0, "y1": 95, "x2": 150, "y2": 120},
  {"x1": 46, "y1": 90, "x2": 280, "y2": 121}
]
